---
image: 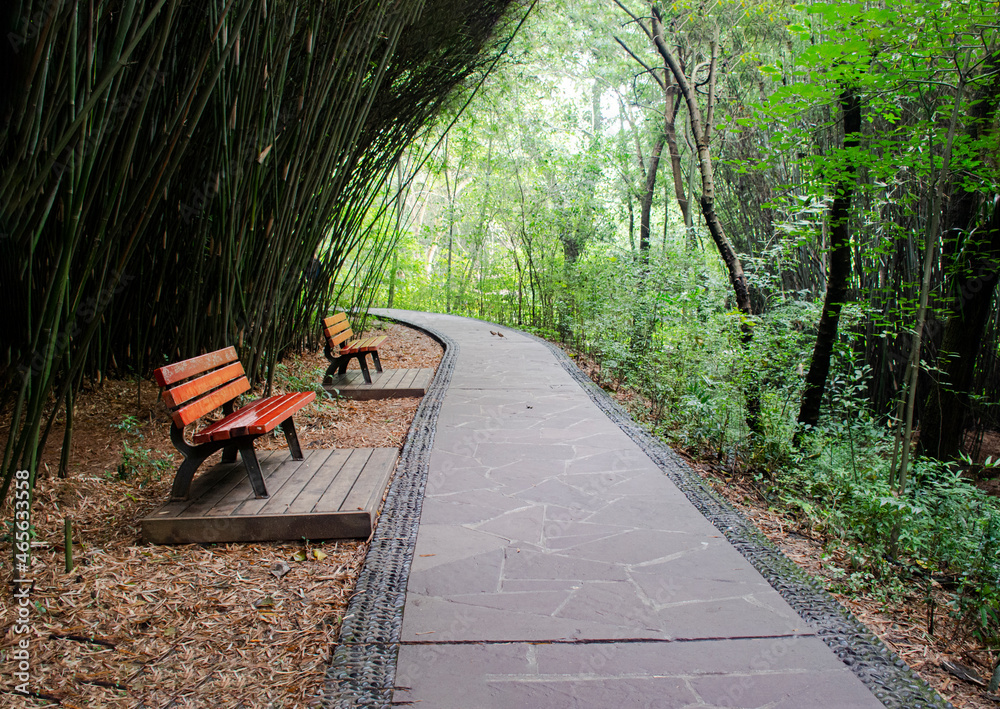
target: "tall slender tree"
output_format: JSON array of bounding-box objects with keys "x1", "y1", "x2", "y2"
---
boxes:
[
  {"x1": 796, "y1": 88, "x2": 861, "y2": 435},
  {"x1": 919, "y1": 50, "x2": 1000, "y2": 460}
]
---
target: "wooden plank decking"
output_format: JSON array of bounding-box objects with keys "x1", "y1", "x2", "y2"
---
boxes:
[
  {"x1": 140, "y1": 448, "x2": 397, "y2": 544},
  {"x1": 324, "y1": 367, "x2": 433, "y2": 400}
]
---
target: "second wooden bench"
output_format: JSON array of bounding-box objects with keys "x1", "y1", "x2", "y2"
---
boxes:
[{"x1": 322, "y1": 312, "x2": 388, "y2": 385}]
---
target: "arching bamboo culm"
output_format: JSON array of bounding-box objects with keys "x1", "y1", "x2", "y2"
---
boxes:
[{"x1": 0, "y1": 0, "x2": 523, "y2": 514}]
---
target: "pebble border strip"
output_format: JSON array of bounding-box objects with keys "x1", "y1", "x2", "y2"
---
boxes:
[
  {"x1": 322, "y1": 313, "x2": 952, "y2": 708},
  {"x1": 525, "y1": 331, "x2": 952, "y2": 709},
  {"x1": 321, "y1": 317, "x2": 459, "y2": 708}
]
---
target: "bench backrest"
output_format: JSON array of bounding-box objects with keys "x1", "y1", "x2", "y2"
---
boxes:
[
  {"x1": 153, "y1": 346, "x2": 251, "y2": 428},
  {"x1": 322, "y1": 312, "x2": 355, "y2": 350}
]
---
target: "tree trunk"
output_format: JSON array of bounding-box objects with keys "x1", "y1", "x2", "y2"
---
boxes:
[
  {"x1": 652, "y1": 16, "x2": 750, "y2": 316},
  {"x1": 889, "y1": 76, "x2": 966, "y2": 495},
  {"x1": 919, "y1": 200, "x2": 1000, "y2": 458},
  {"x1": 919, "y1": 51, "x2": 1000, "y2": 460},
  {"x1": 631, "y1": 133, "x2": 665, "y2": 360},
  {"x1": 639, "y1": 135, "x2": 665, "y2": 256},
  {"x1": 387, "y1": 249, "x2": 398, "y2": 308},
  {"x1": 627, "y1": 192, "x2": 636, "y2": 251},
  {"x1": 796, "y1": 88, "x2": 861, "y2": 433},
  {"x1": 664, "y1": 101, "x2": 692, "y2": 232},
  {"x1": 651, "y1": 12, "x2": 761, "y2": 433}
]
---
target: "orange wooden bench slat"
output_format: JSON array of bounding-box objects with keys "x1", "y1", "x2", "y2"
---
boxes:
[
  {"x1": 323, "y1": 319, "x2": 350, "y2": 334},
  {"x1": 171, "y1": 377, "x2": 251, "y2": 428},
  {"x1": 217, "y1": 394, "x2": 308, "y2": 440},
  {"x1": 161, "y1": 361, "x2": 246, "y2": 409},
  {"x1": 348, "y1": 335, "x2": 387, "y2": 349},
  {"x1": 327, "y1": 329, "x2": 355, "y2": 347},
  {"x1": 190, "y1": 395, "x2": 283, "y2": 444},
  {"x1": 342, "y1": 335, "x2": 387, "y2": 354},
  {"x1": 192, "y1": 392, "x2": 315, "y2": 443},
  {"x1": 154, "y1": 346, "x2": 239, "y2": 386},
  {"x1": 323, "y1": 314, "x2": 351, "y2": 335},
  {"x1": 234, "y1": 391, "x2": 316, "y2": 436}
]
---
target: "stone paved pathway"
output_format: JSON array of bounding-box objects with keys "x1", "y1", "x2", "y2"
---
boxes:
[{"x1": 376, "y1": 310, "x2": 887, "y2": 708}]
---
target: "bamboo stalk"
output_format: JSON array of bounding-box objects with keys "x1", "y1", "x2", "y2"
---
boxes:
[
  {"x1": 2, "y1": 0, "x2": 522, "y2": 522},
  {"x1": 64, "y1": 518, "x2": 74, "y2": 573}
]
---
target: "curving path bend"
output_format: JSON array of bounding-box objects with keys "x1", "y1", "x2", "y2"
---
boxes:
[{"x1": 323, "y1": 310, "x2": 949, "y2": 709}]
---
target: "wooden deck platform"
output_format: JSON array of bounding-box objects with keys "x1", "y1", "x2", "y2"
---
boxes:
[
  {"x1": 324, "y1": 367, "x2": 433, "y2": 400},
  {"x1": 140, "y1": 448, "x2": 397, "y2": 544}
]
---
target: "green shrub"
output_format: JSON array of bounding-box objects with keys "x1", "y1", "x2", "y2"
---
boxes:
[{"x1": 111, "y1": 415, "x2": 171, "y2": 484}]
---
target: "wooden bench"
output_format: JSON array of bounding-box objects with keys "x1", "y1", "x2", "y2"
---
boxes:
[
  {"x1": 153, "y1": 346, "x2": 315, "y2": 500},
  {"x1": 322, "y1": 312, "x2": 388, "y2": 385}
]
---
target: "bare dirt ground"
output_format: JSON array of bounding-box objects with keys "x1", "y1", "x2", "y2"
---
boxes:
[
  {"x1": 0, "y1": 322, "x2": 442, "y2": 708},
  {"x1": 572, "y1": 352, "x2": 1000, "y2": 709}
]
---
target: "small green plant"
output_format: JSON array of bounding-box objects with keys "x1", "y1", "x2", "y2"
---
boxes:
[
  {"x1": 274, "y1": 362, "x2": 329, "y2": 398},
  {"x1": 112, "y1": 414, "x2": 141, "y2": 437},
  {"x1": 960, "y1": 451, "x2": 1000, "y2": 482},
  {"x1": 112, "y1": 415, "x2": 170, "y2": 483},
  {"x1": 117, "y1": 441, "x2": 171, "y2": 482}
]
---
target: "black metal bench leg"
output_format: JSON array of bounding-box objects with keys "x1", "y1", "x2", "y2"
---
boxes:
[
  {"x1": 239, "y1": 445, "x2": 269, "y2": 498},
  {"x1": 170, "y1": 455, "x2": 207, "y2": 500},
  {"x1": 221, "y1": 443, "x2": 239, "y2": 463},
  {"x1": 370, "y1": 350, "x2": 383, "y2": 373},
  {"x1": 280, "y1": 418, "x2": 304, "y2": 460},
  {"x1": 358, "y1": 353, "x2": 373, "y2": 384},
  {"x1": 325, "y1": 356, "x2": 354, "y2": 384}
]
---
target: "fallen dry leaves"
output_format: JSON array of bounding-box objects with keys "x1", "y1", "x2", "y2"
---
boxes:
[{"x1": 0, "y1": 322, "x2": 441, "y2": 707}]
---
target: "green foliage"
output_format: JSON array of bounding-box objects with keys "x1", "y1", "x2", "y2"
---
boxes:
[
  {"x1": 111, "y1": 416, "x2": 171, "y2": 484},
  {"x1": 784, "y1": 419, "x2": 1000, "y2": 640},
  {"x1": 384, "y1": 0, "x2": 1000, "y2": 647},
  {"x1": 273, "y1": 362, "x2": 331, "y2": 401}
]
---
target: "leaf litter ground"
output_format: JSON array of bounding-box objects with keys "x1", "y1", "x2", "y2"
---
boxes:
[{"x1": 0, "y1": 322, "x2": 441, "y2": 707}]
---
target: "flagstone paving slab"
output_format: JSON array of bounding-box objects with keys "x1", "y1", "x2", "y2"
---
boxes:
[
  {"x1": 393, "y1": 638, "x2": 884, "y2": 709},
  {"x1": 366, "y1": 310, "x2": 899, "y2": 708}
]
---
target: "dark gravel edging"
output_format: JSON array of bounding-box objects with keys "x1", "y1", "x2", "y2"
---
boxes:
[
  {"x1": 321, "y1": 315, "x2": 458, "y2": 708},
  {"x1": 523, "y1": 331, "x2": 952, "y2": 709}
]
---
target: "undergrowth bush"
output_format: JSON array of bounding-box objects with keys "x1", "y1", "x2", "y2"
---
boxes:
[
  {"x1": 111, "y1": 415, "x2": 171, "y2": 484},
  {"x1": 394, "y1": 224, "x2": 1000, "y2": 645},
  {"x1": 787, "y1": 422, "x2": 1000, "y2": 642},
  {"x1": 568, "y1": 244, "x2": 1000, "y2": 643}
]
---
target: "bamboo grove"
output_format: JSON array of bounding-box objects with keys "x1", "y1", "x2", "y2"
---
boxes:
[{"x1": 0, "y1": 0, "x2": 523, "y2": 507}]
